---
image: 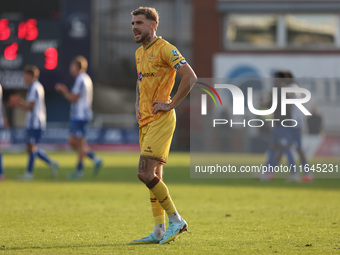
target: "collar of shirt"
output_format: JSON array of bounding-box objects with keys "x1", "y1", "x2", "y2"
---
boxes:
[{"x1": 143, "y1": 36, "x2": 162, "y2": 50}]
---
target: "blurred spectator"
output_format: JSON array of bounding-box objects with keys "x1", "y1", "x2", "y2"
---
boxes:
[
  {"x1": 259, "y1": 91, "x2": 273, "y2": 135},
  {"x1": 284, "y1": 71, "x2": 312, "y2": 182},
  {"x1": 307, "y1": 106, "x2": 323, "y2": 135},
  {"x1": 261, "y1": 71, "x2": 296, "y2": 181}
]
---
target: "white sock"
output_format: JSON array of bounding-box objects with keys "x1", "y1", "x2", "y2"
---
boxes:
[
  {"x1": 154, "y1": 224, "x2": 165, "y2": 237},
  {"x1": 168, "y1": 211, "x2": 181, "y2": 223}
]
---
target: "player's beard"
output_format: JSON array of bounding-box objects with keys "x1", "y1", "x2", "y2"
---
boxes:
[{"x1": 135, "y1": 31, "x2": 150, "y2": 44}]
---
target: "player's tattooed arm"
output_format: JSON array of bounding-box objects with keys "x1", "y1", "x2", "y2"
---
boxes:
[
  {"x1": 135, "y1": 80, "x2": 141, "y2": 120},
  {"x1": 170, "y1": 63, "x2": 197, "y2": 109}
]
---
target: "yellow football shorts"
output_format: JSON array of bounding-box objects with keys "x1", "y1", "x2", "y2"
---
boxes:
[{"x1": 139, "y1": 110, "x2": 176, "y2": 163}]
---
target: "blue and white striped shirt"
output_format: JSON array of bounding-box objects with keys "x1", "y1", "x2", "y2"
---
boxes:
[
  {"x1": 70, "y1": 72, "x2": 93, "y2": 121},
  {"x1": 26, "y1": 80, "x2": 46, "y2": 130}
]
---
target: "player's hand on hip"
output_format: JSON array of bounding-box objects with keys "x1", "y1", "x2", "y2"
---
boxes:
[
  {"x1": 152, "y1": 100, "x2": 171, "y2": 114},
  {"x1": 136, "y1": 104, "x2": 141, "y2": 121}
]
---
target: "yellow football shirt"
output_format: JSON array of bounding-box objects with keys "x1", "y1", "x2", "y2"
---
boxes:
[{"x1": 135, "y1": 37, "x2": 186, "y2": 128}]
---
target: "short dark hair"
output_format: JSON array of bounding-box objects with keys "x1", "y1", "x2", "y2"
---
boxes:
[
  {"x1": 24, "y1": 65, "x2": 40, "y2": 79},
  {"x1": 131, "y1": 6, "x2": 159, "y2": 28},
  {"x1": 274, "y1": 71, "x2": 286, "y2": 79},
  {"x1": 72, "y1": 55, "x2": 88, "y2": 72},
  {"x1": 284, "y1": 71, "x2": 295, "y2": 84},
  {"x1": 284, "y1": 71, "x2": 294, "y2": 79}
]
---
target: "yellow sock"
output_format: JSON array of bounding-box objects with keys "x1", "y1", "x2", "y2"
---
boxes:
[
  {"x1": 150, "y1": 190, "x2": 165, "y2": 225},
  {"x1": 150, "y1": 180, "x2": 177, "y2": 216}
]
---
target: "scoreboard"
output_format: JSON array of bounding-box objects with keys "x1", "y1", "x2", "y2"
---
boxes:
[
  {"x1": 0, "y1": 0, "x2": 91, "y2": 91},
  {"x1": 0, "y1": 0, "x2": 63, "y2": 89},
  {"x1": 0, "y1": 18, "x2": 60, "y2": 71}
]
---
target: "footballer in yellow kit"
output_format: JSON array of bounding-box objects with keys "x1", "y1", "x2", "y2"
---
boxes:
[
  {"x1": 130, "y1": 7, "x2": 197, "y2": 244},
  {"x1": 136, "y1": 36, "x2": 186, "y2": 163}
]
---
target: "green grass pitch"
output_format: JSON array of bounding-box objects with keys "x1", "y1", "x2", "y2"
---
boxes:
[{"x1": 0, "y1": 152, "x2": 339, "y2": 254}]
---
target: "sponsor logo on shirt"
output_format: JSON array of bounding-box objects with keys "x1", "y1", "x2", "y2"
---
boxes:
[
  {"x1": 138, "y1": 72, "x2": 155, "y2": 81},
  {"x1": 138, "y1": 72, "x2": 143, "y2": 81},
  {"x1": 142, "y1": 73, "x2": 154, "y2": 77}
]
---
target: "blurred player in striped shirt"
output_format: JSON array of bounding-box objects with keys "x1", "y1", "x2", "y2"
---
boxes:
[
  {"x1": 9, "y1": 65, "x2": 58, "y2": 180},
  {"x1": 55, "y1": 56, "x2": 102, "y2": 179}
]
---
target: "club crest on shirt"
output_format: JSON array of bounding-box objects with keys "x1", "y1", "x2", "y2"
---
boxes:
[{"x1": 148, "y1": 53, "x2": 155, "y2": 63}]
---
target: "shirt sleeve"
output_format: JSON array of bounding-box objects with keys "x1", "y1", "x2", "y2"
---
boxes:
[
  {"x1": 161, "y1": 43, "x2": 187, "y2": 71},
  {"x1": 72, "y1": 77, "x2": 83, "y2": 95},
  {"x1": 26, "y1": 86, "x2": 36, "y2": 103}
]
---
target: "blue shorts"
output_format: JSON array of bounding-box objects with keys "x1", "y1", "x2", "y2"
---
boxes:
[
  {"x1": 26, "y1": 129, "x2": 43, "y2": 145},
  {"x1": 290, "y1": 127, "x2": 302, "y2": 149},
  {"x1": 69, "y1": 120, "x2": 89, "y2": 138}
]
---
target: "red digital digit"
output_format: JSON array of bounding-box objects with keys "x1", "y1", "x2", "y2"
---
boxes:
[
  {"x1": 0, "y1": 19, "x2": 11, "y2": 41},
  {"x1": 44, "y1": 47, "x2": 58, "y2": 70},
  {"x1": 4, "y1": 42, "x2": 18, "y2": 60},
  {"x1": 18, "y1": 21, "x2": 26, "y2": 39},
  {"x1": 18, "y1": 19, "x2": 38, "y2": 41},
  {"x1": 25, "y1": 19, "x2": 38, "y2": 41}
]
